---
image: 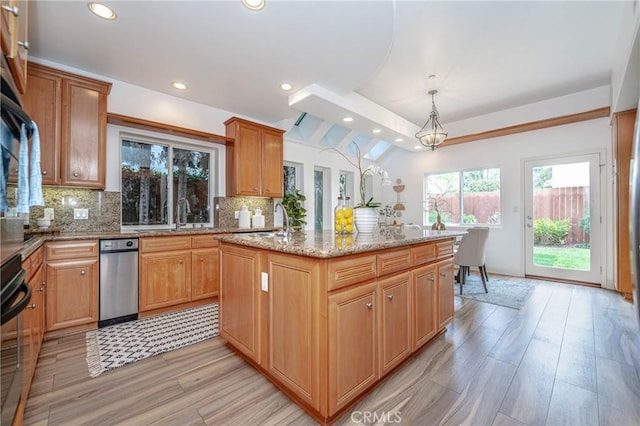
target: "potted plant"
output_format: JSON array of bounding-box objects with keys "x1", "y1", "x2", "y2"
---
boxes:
[{"x1": 282, "y1": 189, "x2": 307, "y2": 230}]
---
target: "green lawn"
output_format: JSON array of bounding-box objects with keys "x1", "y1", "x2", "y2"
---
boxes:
[{"x1": 533, "y1": 246, "x2": 590, "y2": 270}]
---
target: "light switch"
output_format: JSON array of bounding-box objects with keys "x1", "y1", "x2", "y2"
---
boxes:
[{"x1": 44, "y1": 208, "x2": 54, "y2": 220}]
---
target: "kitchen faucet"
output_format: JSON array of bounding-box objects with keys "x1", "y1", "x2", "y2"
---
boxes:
[
  {"x1": 274, "y1": 202, "x2": 291, "y2": 236},
  {"x1": 175, "y1": 198, "x2": 191, "y2": 230}
]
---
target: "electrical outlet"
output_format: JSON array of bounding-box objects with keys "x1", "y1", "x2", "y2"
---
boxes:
[
  {"x1": 73, "y1": 208, "x2": 89, "y2": 220},
  {"x1": 44, "y1": 208, "x2": 54, "y2": 220},
  {"x1": 261, "y1": 272, "x2": 268, "y2": 292}
]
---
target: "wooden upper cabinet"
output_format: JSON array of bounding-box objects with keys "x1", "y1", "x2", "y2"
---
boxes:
[
  {"x1": 19, "y1": 62, "x2": 111, "y2": 188},
  {"x1": 60, "y1": 76, "x2": 109, "y2": 187},
  {"x1": 1, "y1": 0, "x2": 28, "y2": 93},
  {"x1": 224, "y1": 117, "x2": 284, "y2": 198},
  {"x1": 20, "y1": 67, "x2": 61, "y2": 184},
  {"x1": 612, "y1": 108, "x2": 637, "y2": 300}
]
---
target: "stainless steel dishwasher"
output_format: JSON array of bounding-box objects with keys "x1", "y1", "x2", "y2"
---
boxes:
[{"x1": 99, "y1": 238, "x2": 139, "y2": 328}]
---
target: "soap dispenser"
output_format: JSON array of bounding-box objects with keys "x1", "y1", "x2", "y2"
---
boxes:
[{"x1": 238, "y1": 204, "x2": 251, "y2": 228}]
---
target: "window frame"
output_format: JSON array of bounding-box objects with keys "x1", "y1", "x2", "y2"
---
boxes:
[
  {"x1": 120, "y1": 132, "x2": 220, "y2": 231},
  {"x1": 423, "y1": 166, "x2": 502, "y2": 227}
]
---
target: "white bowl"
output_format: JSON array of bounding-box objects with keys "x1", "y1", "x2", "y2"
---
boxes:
[{"x1": 36, "y1": 218, "x2": 51, "y2": 228}]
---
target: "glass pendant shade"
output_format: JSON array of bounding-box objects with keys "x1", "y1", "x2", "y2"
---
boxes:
[{"x1": 415, "y1": 90, "x2": 448, "y2": 150}]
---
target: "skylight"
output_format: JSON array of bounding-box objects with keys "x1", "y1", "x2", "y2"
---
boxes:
[{"x1": 364, "y1": 140, "x2": 392, "y2": 161}]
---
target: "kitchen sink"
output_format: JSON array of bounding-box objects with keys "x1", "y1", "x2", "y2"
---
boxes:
[{"x1": 244, "y1": 232, "x2": 277, "y2": 238}]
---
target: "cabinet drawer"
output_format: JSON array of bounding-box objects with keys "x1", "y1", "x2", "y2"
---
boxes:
[
  {"x1": 140, "y1": 236, "x2": 191, "y2": 253},
  {"x1": 411, "y1": 243, "x2": 436, "y2": 266},
  {"x1": 376, "y1": 248, "x2": 411, "y2": 277},
  {"x1": 23, "y1": 247, "x2": 43, "y2": 281},
  {"x1": 45, "y1": 240, "x2": 98, "y2": 260},
  {"x1": 328, "y1": 254, "x2": 376, "y2": 291},
  {"x1": 436, "y1": 240, "x2": 454, "y2": 259},
  {"x1": 191, "y1": 234, "x2": 220, "y2": 248}
]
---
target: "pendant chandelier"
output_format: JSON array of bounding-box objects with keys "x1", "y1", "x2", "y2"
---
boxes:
[{"x1": 415, "y1": 89, "x2": 448, "y2": 150}]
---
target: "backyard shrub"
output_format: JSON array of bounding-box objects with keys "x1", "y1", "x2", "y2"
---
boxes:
[{"x1": 534, "y1": 218, "x2": 570, "y2": 245}]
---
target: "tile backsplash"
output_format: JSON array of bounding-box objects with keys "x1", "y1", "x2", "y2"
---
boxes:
[{"x1": 8, "y1": 185, "x2": 276, "y2": 232}]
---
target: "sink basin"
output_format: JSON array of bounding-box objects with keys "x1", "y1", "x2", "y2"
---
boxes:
[{"x1": 244, "y1": 232, "x2": 276, "y2": 238}]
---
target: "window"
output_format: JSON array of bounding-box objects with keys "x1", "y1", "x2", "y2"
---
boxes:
[
  {"x1": 283, "y1": 161, "x2": 303, "y2": 195},
  {"x1": 424, "y1": 168, "x2": 501, "y2": 225},
  {"x1": 121, "y1": 134, "x2": 217, "y2": 229},
  {"x1": 314, "y1": 166, "x2": 330, "y2": 231},
  {"x1": 339, "y1": 170, "x2": 354, "y2": 200}
]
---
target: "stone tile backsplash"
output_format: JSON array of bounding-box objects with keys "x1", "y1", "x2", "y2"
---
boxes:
[{"x1": 8, "y1": 185, "x2": 276, "y2": 233}]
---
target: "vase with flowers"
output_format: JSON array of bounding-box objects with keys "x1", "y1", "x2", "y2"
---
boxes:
[{"x1": 326, "y1": 142, "x2": 391, "y2": 233}]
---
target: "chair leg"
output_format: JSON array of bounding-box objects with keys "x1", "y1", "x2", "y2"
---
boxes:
[
  {"x1": 482, "y1": 264, "x2": 489, "y2": 281},
  {"x1": 461, "y1": 266, "x2": 467, "y2": 284},
  {"x1": 480, "y1": 267, "x2": 488, "y2": 293}
]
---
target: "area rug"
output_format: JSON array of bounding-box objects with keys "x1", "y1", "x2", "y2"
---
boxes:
[
  {"x1": 86, "y1": 303, "x2": 218, "y2": 377},
  {"x1": 457, "y1": 275, "x2": 534, "y2": 310}
]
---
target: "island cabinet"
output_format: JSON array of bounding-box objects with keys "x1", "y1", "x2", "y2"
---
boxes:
[
  {"x1": 219, "y1": 235, "x2": 457, "y2": 423},
  {"x1": 139, "y1": 235, "x2": 219, "y2": 315},
  {"x1": 224, "y1": 117, "x2": 285, "y2": 198},
  {"x1": 44, "y1": 240, "x2": 99, "y2": 333}
]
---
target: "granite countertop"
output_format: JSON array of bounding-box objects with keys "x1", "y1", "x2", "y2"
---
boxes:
[
  {"x1": 216, "y1": 228, "x2": 466, "y2": 258},
  {"x1": 20, "y1": 226, "x2": 279, "y2": 260}
]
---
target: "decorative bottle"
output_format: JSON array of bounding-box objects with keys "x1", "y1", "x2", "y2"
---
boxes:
[{"x1": 334, "y1": 196, "x2": 354, "y2": 234}]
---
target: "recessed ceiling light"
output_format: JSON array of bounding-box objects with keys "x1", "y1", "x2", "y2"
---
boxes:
[
  {"x1": 372, "y1": 129, "x2": 381, "y2": 134},
  {"x1": 280, "y1": 83, "x2": 292, "y2": 91},
  {"x1": 395, "y1": 138, "x2": 404, "y2": 142},
  {"x1": 88, "y1": 2, "x2": 117, "y2": 20},
  {"x1": 343, "y1": 117, "x2": 353, "y2": 122},
  {"x1": 172, "y1": 81, "x2": 187, "y2": 90},
  {"x1": 414, "y1": 145, "x2": 424, "y2": 149},
  {"x1": 241, "y1": 0, "x2": 265, "y2": 11}
]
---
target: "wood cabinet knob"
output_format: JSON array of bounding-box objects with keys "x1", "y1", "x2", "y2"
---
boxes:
[
  {"x1": 366, "y1": 302, "x2": 373, "y2": 309},
  {"x1": 179, "y1": 260, "x2": 184, "y2": 264},
  {"x1": 199, "y1": 257, "x2": 204, "y2": 262},
  {"x1": 18, "y1": 40, "x2": 29, "y2": 50},
  {"x1": 28, "y1": 303, "x2": 36, "y2": 309},
  {"x1": 387, "y1": 294, "x2": 394, "y2": 301},
  {"x1": 73, "y1": 172, "x2": 79, "y2": 177},
  {"x1": 80, "y1": 270, "x2": 86, "y2": 276},
  {"x1": 38, "y1": 287, "x2": 44, "y2": 292},
  {"x1": 42, "y1": 170, "x2": 47, "y2": 175}
]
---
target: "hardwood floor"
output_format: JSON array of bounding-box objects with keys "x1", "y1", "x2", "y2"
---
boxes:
[{"x1": 24, "y1": 276, "x2": 640, "y2": 425}]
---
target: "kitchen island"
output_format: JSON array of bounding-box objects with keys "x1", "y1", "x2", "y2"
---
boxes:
[{"x1": 217, "y1": 228, "x2": 464, "y2": 424}]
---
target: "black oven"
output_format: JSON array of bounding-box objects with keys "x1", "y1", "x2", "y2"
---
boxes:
[{"x1": 0, "y1": 253, "x2": 30, "y2": 425}]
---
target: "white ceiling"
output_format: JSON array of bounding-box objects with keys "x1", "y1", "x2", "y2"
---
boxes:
[{"x1": 28, "y1": 0, "x2": 629, "y2": 159}]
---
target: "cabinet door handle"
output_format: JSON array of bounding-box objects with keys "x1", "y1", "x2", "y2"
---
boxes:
[
  {"x1": 179, "y1": 260, "x2": 184, "y2": 264},
  {"x1": 28, "y1": 303, "x2": 36, "y2": 309},
  {"x1": 2, "y1": 5, "x2": 19, "y2": 16},
  {"x1": 80, "y1": 270, "x2": 86, "y2": 276},
  {"x1": 73, "y1": 172, "x2": 79, "y2": 177},
  {"x1": 42, "y1": 281, "x2": 46, "y2": 286},
  {"x1": 440, "y1": 273, "x2": 446, "y2": 278},
  {"x1": 366, "y1": 302, "x2": 373, "y2": 309},
  {"x1": 429, "y1": 277, "x2": 435, "y2": 282},
  {"x1": 199, "y1": 257, "x2": 204, "y2": 262},
  {"x1": 387, "y1": 294, "x2": 394, "y2": 301},
  {"x1": 18, "y1": 40, "x2": 29, "y2": 50},
  {"x1": 38, "y1": 287, "x2": 44, "y2": 292},
  {"x1": 42, "y1": 170, "x2": 47, "y2": 175}
]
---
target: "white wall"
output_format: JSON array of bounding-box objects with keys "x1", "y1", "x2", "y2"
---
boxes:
[{"x1": 379, "y1": 117, "x2": 614, "y2": 288}]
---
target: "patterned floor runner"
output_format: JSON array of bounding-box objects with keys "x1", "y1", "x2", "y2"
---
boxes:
[{"x1": 86, "y1": 303, "x2": 218, "y2": 377}]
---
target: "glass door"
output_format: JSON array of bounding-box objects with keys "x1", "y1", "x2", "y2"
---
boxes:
[{"x1": 524, "y1": 153, "x2": 602, "y2": 284}]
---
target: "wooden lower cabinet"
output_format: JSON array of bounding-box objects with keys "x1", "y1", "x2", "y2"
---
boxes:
[
  {"x1": 219, "y1": 237, "x2": 456, "y2": 423},
  {"x1": 45, "y1": 257, "x2": 98, "y2": 331},
  {"x1": 438, "y1": 260, "x2": 455, "y2": 329},
  {"x1": 267, "y1": 253, "x2": 321, "y2": 410},
  {"x1": 378, "y1": 272, "x2": 412, "y2": 376},
  {"x1": 219, "y1": 244, "x2": 261, "y2": 361},
  {"x1": 139, "y1": 251, "x2": 191, "y2": 311},
  {"x1": 412, "y1": 263, "x2": 438, "y2": 350},
  {"x1": 328, "y1": 282, "x2": 377, "y2": 415},
  {"x1": 191, "y1": 248, "x2": 219, "y2": 300}
]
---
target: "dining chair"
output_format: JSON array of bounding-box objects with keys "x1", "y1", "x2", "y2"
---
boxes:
[{"x1": 453, "y1": 227, "x2": 490, "y2": 294}]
